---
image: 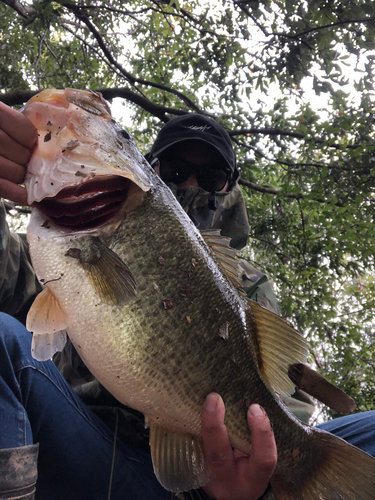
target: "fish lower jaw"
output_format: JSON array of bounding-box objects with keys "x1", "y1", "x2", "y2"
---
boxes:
[{"x1": 32, "y1": 175, "x2": 145, "y2": 231}]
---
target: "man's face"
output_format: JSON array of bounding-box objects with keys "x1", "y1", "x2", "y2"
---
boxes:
[{"x1": 153, "y1": 141, "x2": 229, "y2": 193}]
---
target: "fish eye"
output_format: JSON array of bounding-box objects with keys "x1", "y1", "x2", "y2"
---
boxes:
[{"x1": 118, "y1": 129, "x2": 131, "y2": 140}]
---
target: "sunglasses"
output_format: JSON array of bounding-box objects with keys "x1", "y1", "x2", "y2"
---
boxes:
[{"x1": 151, "y1": 157, "x2": 230, "y2": 192}]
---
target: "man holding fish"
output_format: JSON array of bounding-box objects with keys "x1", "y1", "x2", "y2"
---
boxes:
[{"x1": 0, "y1": 96, "x2": 374, "y2": 500}]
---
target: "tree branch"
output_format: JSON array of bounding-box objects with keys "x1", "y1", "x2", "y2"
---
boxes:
[
  {"x1": 230, "y1": 127, "x2": 374, "y2": 150},
  {"x1": 34, "y1": 26, "x2": 49, "y2": 90},
  {"x1": 1, "y1": 87, "x2": 372, "y2": 152},
  {"x1": 64, "y1": 3, "x2": 203, "y2": 113},
  {"x1": 78, "y1": 4, "x2": 152, "y2": 16},
  {"x1": 232, "y1": 1, "x2": 375, "y2": 46},
  {"x1": 231, "y1": 127, "x2": 307, "y2": 140},
  {"x1": 239, "y1": 177, "x2": 303, "y2": 199},
  {"x1": 239, "y1": 177, "x2": 345, "y2": 206},
  {"x1": 98, "y1": 88, "x2": 189, "y2": 122},
  {"x1": 0, "y1": 88, "x2": 189, "y2": 122},
  {"x1": 1, "y1": 0, "x2": 35, "y2": 18},
  {"x1": 233, "y1": 1, "x2": 269, "y2": 37},
  {"x1": 59, "y1": 22, "x2": 132, "y2": 88},
  {"x1": 278, "y1": 17, "x2": 375, "y2": 40}
]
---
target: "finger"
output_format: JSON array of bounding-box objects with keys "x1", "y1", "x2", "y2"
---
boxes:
[
  {"x1": 0, "y1": 101, "x2": 38, "y2": 150},
  {"x1": 0, "y1": 129, "x2": 33, "y2": 166},
  {"x1": 243, "y1": 404, "x2": 277, "y2": 498},
  {"x1": 201, "y1": 393, "x2": 235, "y2": 474},
  {"x1": 0, "y1": 178, "x2": 28, "y2": 206},
  {"x1": 0, "y1": 155, "x2": 27, "y2": 185}
]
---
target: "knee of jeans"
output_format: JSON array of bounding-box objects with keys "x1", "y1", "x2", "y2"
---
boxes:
[{"x1": 0, "y1": 312, "x2": 33, "y2": 355}]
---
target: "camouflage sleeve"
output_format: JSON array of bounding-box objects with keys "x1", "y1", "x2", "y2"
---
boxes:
[
  {"x1": 238, "y1": 259, "x2": 281, "y2": 315},
  {"x1": 0, "y1": 202, "x2": 42, "y2": 324}
]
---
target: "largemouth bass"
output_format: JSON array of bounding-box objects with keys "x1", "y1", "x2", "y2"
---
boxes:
[{"x1": 23, "y1": 89, "x2": 375, "y2": 499}]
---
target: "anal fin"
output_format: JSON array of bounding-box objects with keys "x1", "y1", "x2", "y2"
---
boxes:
[{"x1": 149, "y1": 422, "x2": 209, "y2": 493}]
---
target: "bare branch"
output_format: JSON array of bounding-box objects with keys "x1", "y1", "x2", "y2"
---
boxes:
[
  {"x1": 233, "y1": 1, "x2": 269, "y2": 37},
  {"x1": 78, "y1": 4, "x2": 152, "y2": 16},
  {"x1": 153, "y1": 4, "x2": 243, "y2": 41},
  {"x1": 60, "y1": 22, "x2": 153, "y2": 103},
  {"x1": 337, "y1": 307, "x2": 374, "y2": 318},
  {"x1": 0, "y1": 88, "x2": 189, "y2": 122},
  {"x1": 232, "y1": 1, "x2": 375, "y2": 48},
  {"x1": 59, "y1": 17, "x2": 83, "y2": 29},
  {"x1": 77, "y1": 4, "x2": 152, "y2": 28},
  {"x1": 98, "y1": 88, "x2": 189, "y2": 122},
  {"x1": 230, "y1": 127, "x2": 375, "y2": 150},
  {"x1": 239, "y1": 177, "x2": 303, "y2": 199},
  {"x1": 278, "y1": 17, "x2": 375, "y2": 40},
  {"x1": 34, "y1": 26, "x2": 49, "y2": 90},
  {"x1": 1, "y1": 0, "x2": 35, "y2": 18},
  {"x1": 239, "y1": 177, "x2": 345, "y2": 206},
  {"x1": 59, "y1": 22, "x2": 127, "y2": 82},
  {"x1": 231, "y1": 127, "x2": 307, "y2": 140},
  {"x1": 64, "y1": 3, "x2": 203, "y2": 113}
]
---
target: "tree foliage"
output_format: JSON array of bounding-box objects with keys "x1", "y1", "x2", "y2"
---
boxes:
[{"x1": 1, "y1": 0, "x2": 375, "y2": 419}]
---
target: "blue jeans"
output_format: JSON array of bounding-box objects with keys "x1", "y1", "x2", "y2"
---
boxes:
[
  {"x1": 317, "y1": 409, "x2": 375, "y2": 455},
  {"x1": 1, "y1": 313, "x2": 374, "y2": 499},
  {"x1": 0, "y1": 313, "x2": 171, "y2": 500}
]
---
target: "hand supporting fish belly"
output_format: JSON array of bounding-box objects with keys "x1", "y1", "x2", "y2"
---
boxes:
[{"x1": 23, "y1": 89, "x2": 375, "y2": 499}]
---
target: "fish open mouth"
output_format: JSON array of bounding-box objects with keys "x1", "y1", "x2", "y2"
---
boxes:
[
  {"x1": 23, "y1": 88, "x2": 152, "y2": 230},
  {"x1": 33, "y1": 175, "x2": 133, "y2": 231}
]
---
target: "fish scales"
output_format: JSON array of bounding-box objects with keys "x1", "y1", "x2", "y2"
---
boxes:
[{"x1": 23, "y1": 89, "x2": 375, "y2": 499}]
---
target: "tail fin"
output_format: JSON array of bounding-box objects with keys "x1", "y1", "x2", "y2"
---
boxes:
[{"x1": 270, "y1": 427, "x2": 375, "y2": 500}]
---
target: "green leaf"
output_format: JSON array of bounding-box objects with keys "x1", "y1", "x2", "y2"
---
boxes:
[{"x1": 43, "y1": 2, "x2": 53, "y2": 16}]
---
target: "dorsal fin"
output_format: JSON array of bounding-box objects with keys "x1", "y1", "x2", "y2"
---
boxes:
[
  {"x1": 247, "y1": 299, "x2": 356, "y2": 413},
  {"x1": 247, "y1": 298, "x2": 308, "y2": 397},
  {"x1": 200, "y1": 230, "x2": 243, "y2": 291}
]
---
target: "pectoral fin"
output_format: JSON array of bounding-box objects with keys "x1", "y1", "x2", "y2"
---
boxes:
[
  {"x1": 149, "y1": 422, "x2": 209, "y2": 493},
  {"x1": 66, "y1": 238, "x2": 136, "y2": 306},
  {"x1": 288, "y1": 363, "x2": 356, "y2": 413}
]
